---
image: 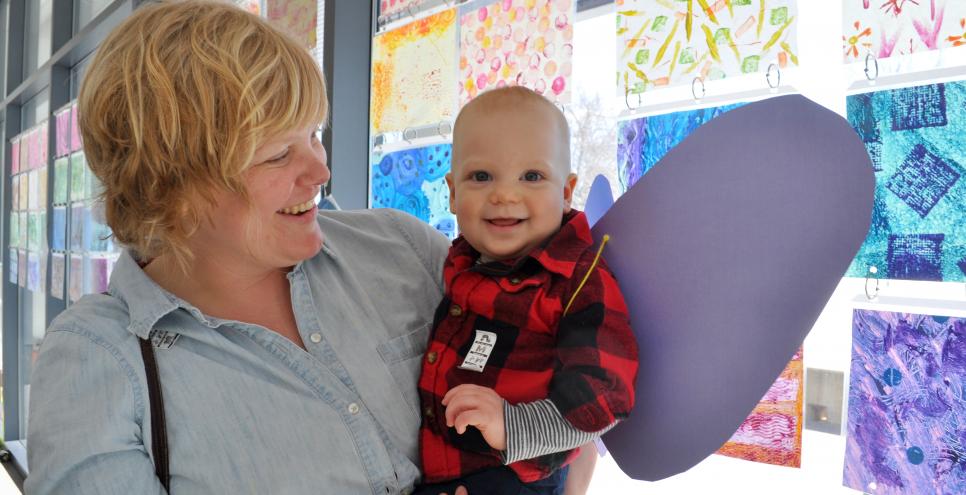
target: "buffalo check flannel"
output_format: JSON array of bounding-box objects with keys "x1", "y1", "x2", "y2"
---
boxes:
[{"x1": 418, "y1": 210, "x2": 639, "y2": 483}]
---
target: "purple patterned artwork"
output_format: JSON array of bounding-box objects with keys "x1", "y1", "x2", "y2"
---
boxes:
[{"x1": 844, "y1": 309, "x2": 966, "y2": 494}]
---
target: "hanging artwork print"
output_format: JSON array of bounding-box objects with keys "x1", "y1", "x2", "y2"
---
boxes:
[
  {"x1": 843, "y1": 0, "x2": 966, "y2": 63},
  {"x1": 845, "y1": 81, "x2": 966, "y2": 282},
  {"x1": 266, "y1": 0, "x2": 317, "y2": 50},
  {"x1": 717, "y1": 347, "x2": 803, "y2": 467},
  {"x1": 844, "y1": 309, "x2": 966, "y2": 494},
  {"x1": 616, "y1": 0, "x2": 799, "y2": 95},
  {"x1": 370, "y1": 144, "x2": 456, "y2": 239},
  {"x1": 459, "y1": 0, "x2": 575, "y2": 106},
  {"x1": 371, "y1": 8, "x2": 458, "y2": 135},
  {"x1": 380, "y1": 0, "x2": 422, "y2": 25},
  {"x1": 617, "y1": 102, "x2": 744, "y2": 192}
]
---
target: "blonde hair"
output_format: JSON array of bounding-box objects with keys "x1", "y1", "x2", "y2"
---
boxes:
[
  {"x1": 452, "y1": 86, "x2": 571, "y2": 172},
  {"x1": 78, "y1": 0, "x2": 327, "y2": 269}
]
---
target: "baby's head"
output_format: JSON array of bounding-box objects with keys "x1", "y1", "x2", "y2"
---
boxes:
[{"x1": 447, "y1": 86, "x2": 577, "y2": 261}]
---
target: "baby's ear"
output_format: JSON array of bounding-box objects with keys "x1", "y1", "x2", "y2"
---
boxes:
[
  {"x1": 445, "y1": 172, "x2": 456, "y2": 214},
  {"x1": 562, "y1": 173, "x2": 578, "y2": 212}
]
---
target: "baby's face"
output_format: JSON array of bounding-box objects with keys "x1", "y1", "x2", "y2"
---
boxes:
[{"x1": 448, "y1": 106, "x2": 576, "y2": 261}]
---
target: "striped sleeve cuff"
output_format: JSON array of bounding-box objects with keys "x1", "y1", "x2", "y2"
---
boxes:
[{"x1": 502, "y1": 399, "x2": 617, "y2": 464}]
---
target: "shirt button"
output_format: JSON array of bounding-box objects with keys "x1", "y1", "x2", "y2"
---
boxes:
[
  {"x1": 449, "y1": 305, "x2": 463, "y2": 317},
  {"x1": 309, "y1": 333, "x2": 322, "y2": 343},
  {"x1": 348, "y1": 403, "x2": 360, "y2": 415},
  {"x1": 426, "y1": 351, "x2": 438, "y2": 364},
  {"x1": 424, "y1": 407, "x2": 434, "y2": 419},
  {"x1": 509, "y1": 277, "x2": 522, "y2": 285}
]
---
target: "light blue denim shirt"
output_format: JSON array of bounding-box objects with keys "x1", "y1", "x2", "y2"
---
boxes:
[{"x1": 25, "y1": 209, "x2": 449, "y2": 495}]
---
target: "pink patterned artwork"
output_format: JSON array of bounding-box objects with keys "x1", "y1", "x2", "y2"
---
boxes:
[
  {"x1": 380, "y1": 0, "x2": 421, "y2": 23},
  {"x1": 10, "y1": 137, "x2": 20, "y2": 175},
  {"x1": 70, "y1": 103, "x2": 83, "y2": 152},
  {"x1": 266, "y1": 0, "x2": 317, "y2": 50},
  {"x1": 233, "y1": 0, "x2": 261, "y2": 15},
  {"x1": 843, "y1": 0, "x2": 966, "y2": 62},
  {"x1": 55, "y1": 106, "x2": 71, "y2": 158},
  {"x1": 459, "y1": 0, "x2": 575, "y2": 107},
  {"x1": 716, "y1": 347, "x2": 804, "y2": 467},
  {"x1": 69, "y1": 254, "x2": 84, "y2": 303}
]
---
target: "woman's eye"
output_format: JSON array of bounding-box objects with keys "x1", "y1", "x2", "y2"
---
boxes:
[
  {"x1": 523, "y1": 171, "x2": 543, "y2": 182},
  {"x1": 471, "y1": 171, "x2": 491, "y2": 182},
  {"x1": 266, "y1": 150, "x2": 289, "y2": 164}
]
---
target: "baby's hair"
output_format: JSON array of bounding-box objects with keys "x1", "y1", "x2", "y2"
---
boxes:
[{"x1": 453, "y1": 86, "x2": 571, "y2": 174}]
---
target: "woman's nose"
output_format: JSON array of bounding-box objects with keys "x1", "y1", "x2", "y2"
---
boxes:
[{"x1": 309, "y1": 145, "x2": 331, "y2": 186}]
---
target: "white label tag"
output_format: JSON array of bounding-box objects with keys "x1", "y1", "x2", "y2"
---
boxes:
[{"x1": 458, "y1": 330, "x2": 497, "y2": 373}]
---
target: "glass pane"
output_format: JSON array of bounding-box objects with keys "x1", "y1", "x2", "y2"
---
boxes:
[
  {"x1": 23, "y1": 0, "x2": 53, "y2": 76},
  {"x1": 74, "y1": 0, "x2": 113, "y2": 33},
  {"x1": 0, "y1": 0, "x2": 8, "y2": 97},
  {"x1": 20, "y1": 90, "x2": 49, "y2": 128}
]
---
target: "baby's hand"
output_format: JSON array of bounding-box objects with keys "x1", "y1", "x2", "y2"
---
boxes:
[{"x1": 442, "y1": 384, "x2": 506, "y2": 451}]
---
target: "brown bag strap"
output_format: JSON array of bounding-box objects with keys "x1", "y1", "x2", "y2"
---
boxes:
[{"x1": 139, "y1": 336, "x2": 171, "y2": 492}]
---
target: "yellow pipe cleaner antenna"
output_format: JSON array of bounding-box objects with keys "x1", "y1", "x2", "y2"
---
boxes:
[{"x1": 564, "y1": 234, "x2": 611, "y2": 316}]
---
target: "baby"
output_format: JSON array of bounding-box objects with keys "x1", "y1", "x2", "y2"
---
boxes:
[{"x1": 415, "y1": 86, "x2": 639, "y2": 494}]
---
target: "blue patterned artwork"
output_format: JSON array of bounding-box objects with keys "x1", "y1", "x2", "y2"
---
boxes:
[
  {"x1": 846, "y1": 82, "x2": 966, "y2": 282},
  {"x1": 369, "y1": 144, "x2": 457, "y2": 239},
  {"x1": 844, "y1": 309, "x2": 966, "y2": 494},
  {"x1": 617, "y1": 103, "x2": 744, "y2": 192}
]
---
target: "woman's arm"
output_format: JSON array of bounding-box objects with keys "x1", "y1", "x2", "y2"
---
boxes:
[{"x1": 26, "y1": 328, "x2": 165, "y2": 495}]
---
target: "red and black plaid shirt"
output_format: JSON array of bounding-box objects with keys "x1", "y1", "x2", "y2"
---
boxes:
[{"x1": 418, "y1": 210, "x2": 638, "y2": 483}]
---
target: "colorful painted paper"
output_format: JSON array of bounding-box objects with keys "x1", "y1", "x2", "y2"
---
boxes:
[
  {"x1": 53, "y1": 157, "x2": 69, "y2": 205},
  {"x1": 380, "y1": 0, "x2": 421, "y2": 23},
  {"x1": 70, "y1": 103, "x2": 82, "y2": 152},
  {"x1": 371, "y1": 9, "x2": 458, "y2": 135},
  {"x1": 846, "y1": 81, "x2": 966, "y2": 282},
  {"x1": 844, "y1": 309, "x2": 966, "y2": 494},
  {"x1": 617, "y1": 102, "x2": 743, "y2": 192},
  {"x1": 68, "y1": 254, "x2": 84, "y2": 303},
  {"x1": 717, "y1": 347, "x2": 803, "y2": 467},
  {"x1": 233, "y1": 0, "x2": 261, "y2": 15},
  {"x1": 27, "y1": 252, "x2": 41, "y2": 293},
  {"x1": 843, "y1": 0, "x2": 966, "y2": 62},
  {"x1": 19, "y1": 174, "x2": 28, "y2": 210},
  {"x1": 70, "y1": 203, "x2": 86, "y2": 252},
  {"x1": 27, "y1": 212, "x2": 42, "y2": 251},
  {"x1": 55, "y1": 106, "x2": 72, "y2": 158},
  {"x1": 12, "y1": 175, "x2": 20, "y2": 212},
  {"x1": 87, "y1": 205, "x2": 114, "y2": 253},
  {"x1": 38, "y1": 167, "x2": 48, "y2": 208},
  {"x1": 18, "y1": 213, "x2": 27, "y2": 249},
  {"x1": 8, "y1": 249, "x2": 17, "y2": 285},
  {"x1": 9, "y1": 213, "x2": 20, "y2": 251},
  {"x1": 459, "y1": 0, "x2": 575, "y2": 106},
  {"x1": 370, "y1": 144, "x2": 456, "y2": 239},
  {"x1": 18, "y1": 251, "x2": 26, "y2": 288},
  {"x1": 10, "y1": 138, "x2": 20, "y2": 175},
  {"x1": 87, "y1": 256, "x2": 113, "y2": 294},
  {"x1": 50, "y1": 253, "x2": 66, "y2": 300},
  {"x1": 27, "y1": 170, "x2": 39, "y2": 210},
  {"x1": 266, "y1": 0, "x2": 317, "y2": 50},
  {"x1": 70, "y1": 152, "x2": 88, "y2": 201},
  {"x1": 52, "y1": 207, "x2": 67, "y2": 252},
  {"x1": 617, "y1": 0, "x2": 799, "y2": 95}
]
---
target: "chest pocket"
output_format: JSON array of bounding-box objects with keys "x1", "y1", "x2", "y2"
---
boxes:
[
  {"x1": 496, "y1": 271, "x2": 548, "y2": 294},
  {"x1": 376, "y1": 323, "x2": 430, "y2": 418}
]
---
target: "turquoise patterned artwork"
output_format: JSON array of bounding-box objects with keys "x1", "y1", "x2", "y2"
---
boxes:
[
  {"x1": 617, "y1": 103, "x2": 744, "y2": 193},
  {"x1": 370, "y1": 144, "x2": 456, "y2": 239},
  {"x1": 846, "y1": 81, "x2": 966, "y2": 282}
]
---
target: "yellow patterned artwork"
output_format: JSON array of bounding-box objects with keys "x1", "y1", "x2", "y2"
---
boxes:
[
  {"x1": 616, "y1": 0, "x2": 799, "y2": 95},
  {"x1": 371, "y1": 9, "x2": 459, "y2": 135}
]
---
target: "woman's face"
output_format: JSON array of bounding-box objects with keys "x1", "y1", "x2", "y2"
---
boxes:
[{"x1": 191, "y1": 124, "x2": 330, "y2": 272}]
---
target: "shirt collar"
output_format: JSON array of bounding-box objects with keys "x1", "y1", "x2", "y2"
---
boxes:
[
  {"x1": 109, "y1": 250, "x2": 183, "y2": 340},
  {"x1": 451, "y1": 209, "x2": 593, "y2": 278}
]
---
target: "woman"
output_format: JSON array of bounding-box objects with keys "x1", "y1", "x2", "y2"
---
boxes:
[
  {"x1": 25, "y1": 2, "x2": 595, "y2": 493},
  {"x1": 25, "y1": 2, "x2": 448, "y2": 493}
]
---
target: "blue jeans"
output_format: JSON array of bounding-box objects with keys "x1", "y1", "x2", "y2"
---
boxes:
[{"x1": 413, "y1": 466, "x2": 569, "y2": 495}]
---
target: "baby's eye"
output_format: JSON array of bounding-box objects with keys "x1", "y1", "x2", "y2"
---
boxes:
[
  {"x1": 471, "y1": 171, "x2": 491, "y2": 182},
  {"x1": 522, "y1": 171, "x2": 543, "y2": 182}
]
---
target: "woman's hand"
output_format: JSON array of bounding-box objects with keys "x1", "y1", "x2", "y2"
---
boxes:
[
  {"x1": 438, "y1": 486, "x2": 468, "y2": 495},
  {"x1": 441, "y1": 384, "x2": 507, "y2": 451}
]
